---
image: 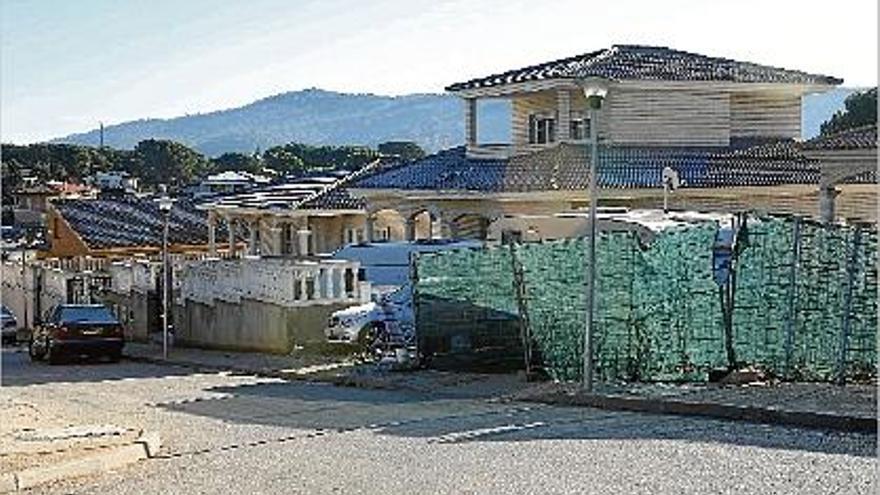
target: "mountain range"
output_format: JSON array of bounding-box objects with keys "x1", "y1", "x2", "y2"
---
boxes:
[{"x1": 54, "y1": 87, "x2": 862, "y2": 157}]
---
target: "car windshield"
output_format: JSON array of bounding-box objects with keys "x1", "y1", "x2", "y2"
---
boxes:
[
  {"x1": 58, "y1": 306, "x2": 118, "y2": 324},
  {"x1": 1, "y1": 307, "x2": 13, "y2": 318}
]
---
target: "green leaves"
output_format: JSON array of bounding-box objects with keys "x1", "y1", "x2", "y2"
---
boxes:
[{"x1": 819, "y1": 87, "x2": 877, "y2": 136}]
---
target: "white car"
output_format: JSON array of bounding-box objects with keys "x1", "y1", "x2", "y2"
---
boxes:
[
  {"x1": 325, "y1": 301, "x2": 384, "y2": 343},
  {"x1": 324, "y1": 285, "x2": 414, "y2": 347}
]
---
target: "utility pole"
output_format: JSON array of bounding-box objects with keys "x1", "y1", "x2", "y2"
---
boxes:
[
  {"x1": 99, "y1": 121, "x2": 104, "y2": 149},
  {"x1": 157, "y1": 191, "x2": 174, "y2": 360}
]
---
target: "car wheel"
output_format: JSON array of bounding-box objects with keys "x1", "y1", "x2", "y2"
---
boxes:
[
  {"x1": 357, "y1": 323, "x2": 385, "y2": 361},
  {"x1": 107, "y1": 350, "x2": 122, "y2": 363},
  {"x1": 28, "y1": 338, "x2": 46, "y2": 361},
  {"x1": 46, "y1": 343, "x2": 64, "y2": 365}
]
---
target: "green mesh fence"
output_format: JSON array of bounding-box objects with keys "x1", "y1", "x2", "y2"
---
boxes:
[
  {"x1": 414, "y1": 216, "x2": 877, "y2": 382},
  {"x1": 415, "y1": 246, "x2": 522, "y2": 369}
]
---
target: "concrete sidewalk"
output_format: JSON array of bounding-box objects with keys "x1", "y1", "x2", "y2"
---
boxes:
[
  {"x1": 0, "y1": 396, "x2": 160, "y2": 493},
  {"x1": 123, "y1": 342, "x2": 878, "y2": 432}
]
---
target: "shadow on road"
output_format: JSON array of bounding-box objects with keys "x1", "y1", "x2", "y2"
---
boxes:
[
  {"x1": 1, "y1": 347, "x2": 196, "y2": 386},
  {"x1": 157, "y1": 380, "x2": 877, "y2": 458}
]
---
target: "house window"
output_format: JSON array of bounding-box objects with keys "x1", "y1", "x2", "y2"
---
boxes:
[
  {"x1": 528, "y1": 115, "x2": 555, "y2": 144},
  {"x1": 570, "y1": 116, "x2": 591, "y2": 141}
]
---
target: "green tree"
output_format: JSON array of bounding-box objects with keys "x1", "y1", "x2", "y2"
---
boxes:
[
  {"x1": 262, "y1": 142, "x2": 378, "y2": 174},
  {"x1": 820, "y1": 87, "x2": 877, "y2": 135},
  {"x1": 262, "y1": 146, "x2": 306, "y2": 174},
  {"x1": 212, "y1": 152, "x2": 262, "y2": 173},
  {"x1": 130, "y1": 139, "x2": 211, "y2": 188},
  {"x1": 377, "y1": 141, "x2": 425, "y2": 161}
]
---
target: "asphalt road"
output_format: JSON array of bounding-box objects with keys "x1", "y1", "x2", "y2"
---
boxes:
[{"x1": 1, "y1": 346, "x2": 876, "y2": 494}]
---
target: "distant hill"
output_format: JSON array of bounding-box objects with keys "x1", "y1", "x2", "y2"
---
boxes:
[
  {"x1": 53, "y1": 87, "x2": 860, "y2": 156},
  {"x1": 53, "y1": 89, "x2": 511, "y2": 156}
]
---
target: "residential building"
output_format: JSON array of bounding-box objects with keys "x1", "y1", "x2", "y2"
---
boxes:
[
  {"x1": 350, "y1": 44, "x2": 875, "y2": 240},
  {"x1": 43, "y1": 195, "x2": 239, "y2": 258},
  {"x1": 187, "y1": 171, "x2": 272, "y2": 199},
  {"x1": 200, "y1": 166, "x2": 414, "y2": 258}
]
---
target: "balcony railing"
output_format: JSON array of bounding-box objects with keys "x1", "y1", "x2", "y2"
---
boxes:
[{"x1": 465, "y1": 143, "x2": 555, "y2": 160}]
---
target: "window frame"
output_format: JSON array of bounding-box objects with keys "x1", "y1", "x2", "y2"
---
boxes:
[{"x1": 528, "y1": 113, "x2": 556, "y2": 145}]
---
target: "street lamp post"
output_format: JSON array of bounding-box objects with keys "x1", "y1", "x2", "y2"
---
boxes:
[
  {"x1": 581, "y1": 80, "x2": 607, "y2": 393},
  {"x1": 157, "y1": 192, "x2": 174, "y2": 360}
]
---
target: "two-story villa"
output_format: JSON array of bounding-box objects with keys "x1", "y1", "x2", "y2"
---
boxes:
[{"x1": 351, "y1": 45, "x2": 872, "y2": 240}]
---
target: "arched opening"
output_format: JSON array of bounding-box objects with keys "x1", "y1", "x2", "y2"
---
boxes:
[
  {"x1": 411, "y1": 210, "x2": 434, "y2": 240},
  {"x1": 369, "y1": 209, "x2": 407, "y2": 242}
]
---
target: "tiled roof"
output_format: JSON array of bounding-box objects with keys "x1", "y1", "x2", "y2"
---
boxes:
[
  {"x1": 446, "y1": 45, "x2": 841, "y2": 92},
  {"x1": 704, "y1": 140, "x2": 821, "y2": 187},
  {"x1": 354, "y1": 140, "x2": 878, "y2": 193},
  {"x1": 53, "y1": 197, "x2": 231, "y2": 250},
  {"x1": 802, "y1": 124, "x2": 878, "y2": 150},
  {"x1": 205, "y1": 164, "x2": 385, "y2": 212}
]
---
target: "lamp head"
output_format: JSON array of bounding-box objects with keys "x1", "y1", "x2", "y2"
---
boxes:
[
  {"x1": 157, "y1": 196, "x2": 174, "y2": 212},
  {"x1": 580, "y1": 77, "x2": 609, "y2": 109}
]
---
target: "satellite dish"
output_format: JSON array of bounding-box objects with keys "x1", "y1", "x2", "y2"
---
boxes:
[
  {"x1": 662, "y1": 167, "x2": 681, "y2": 190},
  {"x1": 661, "y1": 167, "x2": 681, "y2": 214}
]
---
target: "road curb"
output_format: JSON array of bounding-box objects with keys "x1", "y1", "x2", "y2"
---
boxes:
[
  {"x1": 0, "y1": 432, "x2": 162, "y2": 493},
  {"x1": 520, "y1": 392, "x2": 877, "y2": 433}
]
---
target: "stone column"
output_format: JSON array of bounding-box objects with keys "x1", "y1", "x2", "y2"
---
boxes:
[
  {"x1": 297, "y1": 272, "x2": 308, "y2": 302},
  {"x1": 207, "y1": 211, "x2": 217, "y2": 256},
  {"x1": 405, "y1": 219, "x2": 416, "y2": 241},
  {"x1": 226, "y1": 216, "x2": 236, "y2": 256},
  {"x1": 819, "y1": 185, "x2": 839, "y2": 224},
  {"x1": 248, "y1": 218, "x2": 259, "y2": 255},
  {"x1": 297, "y1": 229, "x2": 312, "y2": 256},
  {"x1": 428, "y1": 215, "x2": 443, "y2": 239},
  {"x1": 365, "y1": 216, "x2": 375, "y2": 243},
  {"x1": 465, "y1": 98, "x2": 477, "y2": 148},
  {"x1": 326, "y1": 267, "x2": 337, "y2": 300},
  {"x1": 262, "y1": 218, "x2": 282, "y2": 257},
  {"x1": 556, "y1": 88, "x2": 571, "y2": 142}
]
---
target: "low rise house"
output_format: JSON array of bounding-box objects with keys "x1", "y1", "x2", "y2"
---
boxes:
[
  {"x1": 94, "y1": 171, "x2": 139, "y2": 195},
  {"x1": 199, "y1": 167, "x2": 411, "y2": 258},
  {"x1": 350, "y1": 44, "x2": 875, "y2": 241},
  {"x1": 44, "y1": 195, "x2": 239, "y2": 258},
  {"x1": 187, "y1": 171, "x2": 271, "y2": 199}
]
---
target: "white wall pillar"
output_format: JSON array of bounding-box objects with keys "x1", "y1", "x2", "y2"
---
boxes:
[
  {"x1": 226, "y1": 216, "x2": 236, "y2": 256},
  {"x1": 297, "y1": 272, "x2": 308, "y2": 302},
  {"x1": 248, "y1": 218, "x2": 259, "y2": 255},
  {"x1": 430, "y1": 213, "x2": 445, "y2": 239},
  {"x1": 297, "y1": 230, "x2": 312, "y2": 256},
  {"x1": 263, "y1": 218, "x2": 282, "y2": 256},
  {"x1": 557, "y1": 88, "x2": 571, "y2": 142},
  {"x1": 365, "y1": 216, "x2": 375, "y2": 243},
  {"x1": 327, "y1": 267, "x2": 337, "y2": 299},
  {"x1": 405, "y1": 219, "x2": 416, "y2": 241},
  {"x1": 819, "y1": 186, "x2": 839, "y2": 224},
  {"x1": 465, "y1": 98, "x2": 477, "y2": 147}
]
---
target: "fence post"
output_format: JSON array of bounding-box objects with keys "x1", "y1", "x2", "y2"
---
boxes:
[
  {"x1": 508, "y1": 243, "x2": 533, "y2": 377},
  {"x1": 835, "y1": 225, "x2": 862, "y2": 385},
  {"x1": 783, "y1": 217, "x2": 801, "y2": 379}
]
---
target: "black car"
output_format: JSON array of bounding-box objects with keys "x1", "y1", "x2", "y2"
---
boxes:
[
  {"x1": 29, "y1": 305, "x2": 124, "y2": 364},
  {"x1": 1, "y1": 305, "x2": 17, "y2": 345}
]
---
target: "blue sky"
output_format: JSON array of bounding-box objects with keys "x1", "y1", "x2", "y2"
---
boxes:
[{"x1": 2, "y1": 0, "x2": 877, "y2": 143}]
